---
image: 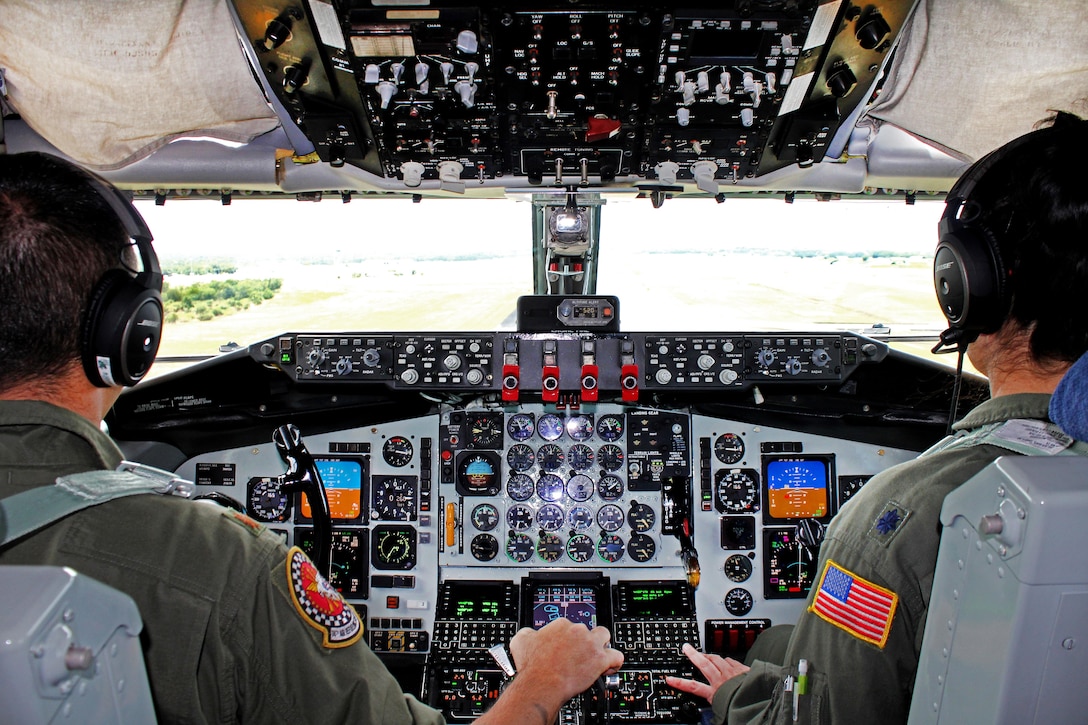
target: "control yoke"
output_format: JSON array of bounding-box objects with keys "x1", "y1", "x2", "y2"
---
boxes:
[{"x1": 273, "y1": 424, "x2": 332, "y2": 578}]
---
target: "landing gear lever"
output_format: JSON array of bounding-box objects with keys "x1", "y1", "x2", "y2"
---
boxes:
[{"x1": 273, "y1": 423, "x2": 332, "y2": 579}]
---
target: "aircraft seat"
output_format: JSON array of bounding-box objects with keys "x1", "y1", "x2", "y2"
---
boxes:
[
  {"x1": 908, "y1": 454, "x2": 1088, "y2": 723},
  {"x1": 0, "y1": 566, "x2": 157, "y2": 725}
]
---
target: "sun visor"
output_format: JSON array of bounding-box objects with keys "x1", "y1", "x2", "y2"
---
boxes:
[
  {"x1": 867, "y1": 0, "x2": 1088, "y2": 161},
  {"x1": 0, "y1": 0, "x2": 278, "y2": 170}
]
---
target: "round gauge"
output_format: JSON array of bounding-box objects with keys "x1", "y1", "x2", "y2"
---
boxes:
[
  {"x1": 566, "y1": 414, "x2": 595, "y2": 441},
  {"x1": 715, "y1": 468, "x2": 760, "y2": 513},
  {"x1": 536, "y1": 473, "x2": 565, "y2": 502},
  {"x1": 506, "y1": 505, "x2": 534, "y2": 531},
  {"x1": 471, "y1": 533, "x2": 499, "y2": 561},
  {"x1": 597, "y1": 533, "x2": 626, "y2": 563},
  {"x1": 247, "y1": 477, "x2": 290, "y2": 522},
  {"x1": 537, "y1": 532, "x2": 564, "y2": 562},
  {"x1": 371, "y1": 476, "x2": 417, "y2": 521},
  {"x1": 597, "y1": 474, "x2": 625, "y2": 501},
  {"x1": 596, "y1": 414, "x2": 625, "y2": 442},
  {"x1": 567, "y1": 444, "x2": 595, "y2": 471},
  {"x1": 507, "y1": 473, "x2": 535, "y2": 502},
  {"x1": 597, "y1": 504, "x2": 625, "y2": 532},
  {"x1": 566, "y1": 474, "x2": 594, "y2": 502},
  {"x1": 714, "y1": 433, "x2": 745, "y2": 464},
  {"x1": 725, "y1": 553, "x2": 755, "y2": 583},
  {"x1": 536, "y1": 443, "x2": 565, "y2": 471},
  {"x1": 567, "y1": 533, "x2": 595, "y2": 563},
  {"x1": 627, "y1": 533, "x2": 656, "y2": 563},
  {"x1": 766, "y1": 535, "x2": 819, "y2": 596},
  {"x1": 372, "y1": 525, "x2": 416, "y2": 570},
  {"x1": 536, "y1": 503, "x2": 565, "y2": 531},
  {"x1": 467, "y1": 413, "x2": 503, "y2": 449},
  {"x1": 627, "y1": 501, "x2": 656, "y2": 532},
  {"x1": 506, "y1": 532, "x2": 534, "y2": 563},
  {"x1": 506, "y1": 444, "x2": 536, "y2": 472},
  {"x1": 598, "y1": 444, "x2": 624, "y2": 472},
  {"x1": 537, "y1": 413, "x2": 565, "y2": 441},
  {"x1": 471, "y1": 503, "x2": 499, "y2": 531},
  {"x1": 382, "y1": 436, "x2": 414, "y2": 467},
  {"x1": 838, "y1": 475, "x2": 871, "y2": 506},
  {"x1": 507, "y1": 413, "x2": 536, "y2": 441},
  {"x1": 567, "y1": 505, "x2": 594, "y2": 530},
  {"x1": 456, "y1": 451, "x2": 500, "y2": 496},
  {"x1": 725, "y1": 588, "x2": 754, "y2": 616}
]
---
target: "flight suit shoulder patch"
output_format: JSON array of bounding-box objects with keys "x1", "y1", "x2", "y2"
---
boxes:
[
  {"x1": 866, "y1": 500, "x2": 912, "y2": 546},
  {"x1": 285, "y1": 546, "x2": 363, "y2": 649},
  {"x1": 809, "y1": 559, "x2": 898, "y2": 649}
]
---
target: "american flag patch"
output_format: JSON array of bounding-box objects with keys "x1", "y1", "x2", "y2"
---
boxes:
[{"x1": 809, "y1": 560, "x2": 898, "y2": 648}]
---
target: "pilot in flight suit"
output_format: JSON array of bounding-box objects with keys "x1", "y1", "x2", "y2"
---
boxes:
[
  {"x1": 0, "y1": 398, "x2": 448, "y2": 725},
  {"x1": 712, "y1": 393, "x2": 1073, "y2": 723}
]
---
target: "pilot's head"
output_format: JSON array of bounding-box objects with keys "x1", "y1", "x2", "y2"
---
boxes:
[
  {"x1": 933, "y1": 110, "x2": 1088, "y2": 367},
  {"x1": 0, "y1": 152, "x2": 162, "y2": 397}
]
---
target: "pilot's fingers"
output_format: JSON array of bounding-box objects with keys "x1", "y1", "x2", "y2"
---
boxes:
[
  {"x1": 680, "y1": 642, "x2": 724, "y2": 678},
  {"x1": 664, "y1": 675, "x2": 714, "y2": 703}
]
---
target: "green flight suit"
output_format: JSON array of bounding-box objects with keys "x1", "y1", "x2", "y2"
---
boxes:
[
  {"x1": 712, "y1": 394, "x2": 1060, "y2": 724},
  {"x1": 0, "y1": 400, "x2": 445, "y2": 725}
]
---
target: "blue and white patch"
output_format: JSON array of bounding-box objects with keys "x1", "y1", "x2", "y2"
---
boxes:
[{"x1": 867, "y1": 500, "x2": 911, "y2": 545}]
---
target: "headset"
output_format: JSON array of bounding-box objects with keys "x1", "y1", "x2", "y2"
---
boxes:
[
  {"x1": 932, "y1": 127, "x2": 1056, "y2": 352},
  {"x1": 80, "y1": 177, "x2": 164, "y2": 387}
]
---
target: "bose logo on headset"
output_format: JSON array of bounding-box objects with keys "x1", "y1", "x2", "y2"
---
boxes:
[{"x1": 79, "y1": 176, "x2": 164, "y2": 388}]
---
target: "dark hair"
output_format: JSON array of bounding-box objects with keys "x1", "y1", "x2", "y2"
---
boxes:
[
  {"x1": 972, "y1": 111, "x2": 1088, "y2": 364},
  {"x1": 0, "y1": 152, "x2": 130, "y2": 391}
]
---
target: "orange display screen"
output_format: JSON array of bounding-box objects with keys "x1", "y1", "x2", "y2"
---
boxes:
[
  {"x1": 765, "y1": 458, "x2": 829, "y2": 519},
  {"x1": 301, "y1": 459, "x2": 363, "y2": 520}
]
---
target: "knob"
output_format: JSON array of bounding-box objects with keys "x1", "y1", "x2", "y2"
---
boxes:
[
  {"x1": 856, "y1": 12, "x2": 891, "y2": 50},
  {"x1": 466, "y1": 368, "x2": 485, "y2": 385},
  {"x1": 740, "y1": 108, "x2": 754, "y2": 127},
  {"x1": 415, "y1": 62, "x2": 430, "y2": 87},
  {"x1": 362, "y1": 348, "x2": 381, "y2": 367},
  {"x1": 811, "y1": 348, "x2": 831, "y2": 367},
  {"x1": 262, "y1": 15, "x2": 293, "y2": 51},
  {"x1": 457, "y1": 29, "x2": 479, "y2": 54},
  {"x1": 283, "y1": 63, "x2": 309, "y2": 94},
  {"x1": 443, "y1": 353, "x2": 462, "y2": 371},
  {"x1": 400, "y1": 368, "x2": 419, "y2": 384},
  {"x1": 756, "y1": 348, "x2": 776, "y2": 367},
  {"x1": 677, "y1": 107, "x2": 691, "y2": 126},
  {"x1": 719, "y1": 369, "x2": 739, "y2": 384},
  {"x1": 826, "y1": 63, "x2": 857, "y2": 98},
  {"x1": 784, "y1": 357, "x2": 802, "y2": 375},
  {"x1": 401, "y1": 161, "x2": 425, "y2": 188},
  {"x1": 440, "y1": 62, "x2": 454, "y2": 85},
  {"x1": 307, "y1": 349, "x2": 326, "y2": 367},
  {"x1": 465, "y1": 61, "x2": 479, "y2": 84},
  {"x1": 655, "y1": 368, "x2": 672, "y2": 385},
  {"x1": 655, "y1": 161, "x2": 680, "y2": 185},
  {"x1": 365, "y1": 64, "x2": 381, "y2": 84},
  {"x1": 696, "y1": 70, "x2": 710, "y2": 93},
  {"x1": 691, "y1": 160, "x2": 718, "y2": 194},
  {"x1": 335, "y1": 358, "x2": 353, "y2": 376},
  {"x1": 697, "y1": 354, "x2": 715, "y2": 371},
  {"x1": 377, "y1": 81, "x2": 398, "y2": 109},
  {"x1": 454, "y1": 81, "x2": 477, "y2": 108}
]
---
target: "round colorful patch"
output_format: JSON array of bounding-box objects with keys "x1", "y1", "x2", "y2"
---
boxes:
[{"x1": 286, "y1": 546, "x2": 362, "y2": 648}]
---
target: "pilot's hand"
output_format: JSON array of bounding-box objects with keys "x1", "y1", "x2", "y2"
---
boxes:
[
  {"x1": 510, "y1": 618, "x2": 625, "y2": 702},
  {"x1": 665, "y1": 643, "x2": 750, "y2": 704}
]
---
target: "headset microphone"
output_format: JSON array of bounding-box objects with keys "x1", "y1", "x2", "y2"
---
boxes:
[{"x1": 80, "y1": 177, "x2": 164, "y2": 388}]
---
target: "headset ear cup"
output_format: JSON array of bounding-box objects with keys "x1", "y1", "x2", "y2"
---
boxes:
[
  {"x1": 934, "y1": 212, "x2": 1007, "y2": 336},
  {"x1": 81, "y1": 269, "x2": 163, "y2": 387}
]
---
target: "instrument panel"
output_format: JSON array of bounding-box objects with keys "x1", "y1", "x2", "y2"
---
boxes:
[{"x1": 106, "y1": 324, "x2": 973, "y2": 724}]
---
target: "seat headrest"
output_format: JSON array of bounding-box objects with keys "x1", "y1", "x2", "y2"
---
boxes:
[{"x1": 1049, "y1": 351, "x2": 1088, "y2": 440}]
